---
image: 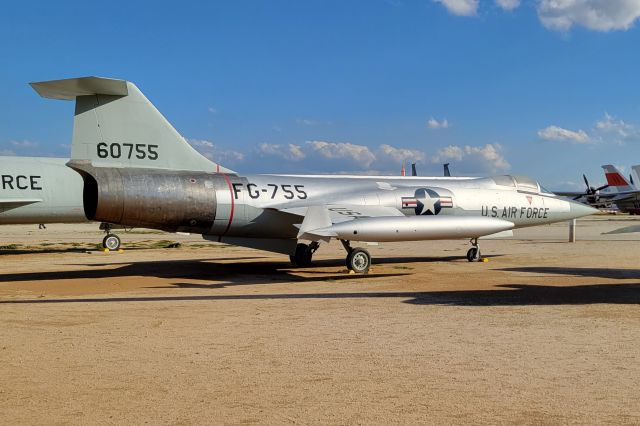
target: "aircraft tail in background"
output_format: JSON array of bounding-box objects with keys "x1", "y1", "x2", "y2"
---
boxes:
[{"x1": 602, "y1": 164, "x2": 635, "y2": 192}]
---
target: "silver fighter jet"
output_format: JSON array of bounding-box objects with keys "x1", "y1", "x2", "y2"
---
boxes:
[{"x1": 31, "y1": 77, "x2": 597, "y2": 273}]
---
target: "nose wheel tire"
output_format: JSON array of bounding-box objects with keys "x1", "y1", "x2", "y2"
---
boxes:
[
  {"x1": 466, "y1": 247, "x2": 481, "y2": 262},
  {"x1": 102, "y1": 234, "x2": 121, "y2": 251},
  {"x1": 346, "y1": 248, "x2": 371, "y2": 274}
]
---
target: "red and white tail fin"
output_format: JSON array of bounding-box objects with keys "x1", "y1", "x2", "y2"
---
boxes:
[
  {"x1": 631, "y1": 165, "x2": 640, "y2": 188},
  {"x1": 602, "y1": 164, "x2": 633, "y2": 192}
]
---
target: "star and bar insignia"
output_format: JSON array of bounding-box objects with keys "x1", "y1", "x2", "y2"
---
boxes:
[{"x1": 402, "y1": 188, "x2": 453, "y2": 215}]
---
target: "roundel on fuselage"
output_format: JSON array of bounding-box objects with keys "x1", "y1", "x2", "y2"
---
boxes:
[{"x1": 415, "y1": 188, "x2": 442, "y2": 215}]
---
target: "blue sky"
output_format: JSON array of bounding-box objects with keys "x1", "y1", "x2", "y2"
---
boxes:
[{"x1": 1, "y1": 0, "x2": 640, "y2": 189}]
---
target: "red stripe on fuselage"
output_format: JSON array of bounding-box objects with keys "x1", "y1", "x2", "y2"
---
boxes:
[
  {"x1": 222, "y1": 174, "x2": 235, "y2": 236},
  {"x1": 605, "y1": 172, "x2": 628, "y2": 187}
]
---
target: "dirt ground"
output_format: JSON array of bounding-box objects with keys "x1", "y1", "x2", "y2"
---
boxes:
[{"x1": 1, "y1": 217, "x2": 639, "y2": 425}]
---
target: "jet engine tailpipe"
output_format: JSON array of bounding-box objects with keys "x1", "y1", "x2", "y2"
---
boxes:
[{"x1": 69, "y1": 162, "x2": 218, "y2": 233}]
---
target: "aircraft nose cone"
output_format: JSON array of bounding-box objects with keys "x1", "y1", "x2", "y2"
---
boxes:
[{"x1": 568, "y1": 200, "x2": 599, "y2": 218}]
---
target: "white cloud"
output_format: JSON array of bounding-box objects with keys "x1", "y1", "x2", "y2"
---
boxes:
[
  {"x1": 10, "y1": 140, "x2": 39, "y2": 148},
  {"x1": 537, "y1": 125, "x2": 591, "y2": 143},
  {"x1": 496, "y1": 0, "x2": 520, "y2": 11},
  {"x1": 377, "y1": 144, "x2": 426, "y2": 165},
  {"x1": 208, "y1": 106, "x2": 218, "y2": 114},
  {"x1": 427, "y1": 117, "x2": 450, "y2": 129},
  {"x1": 434, "y1": 0, "x2": 479, "y2": 16},
  {"x1": 188, "y1": 138, "x2": 245, "y2": 164},
  {"x1": 433, "y1": 145, "x2": 464, "y2": 161},
  {"x1": 0, "y1": 149, "x2": 15, "y2": 156},
  {"x1": 306, "y1": 140, "x2": 376, "y2": 167},
  {"x1": 203, "y1": 150, "x2": 245, "y2": 163},
  {"x1": 538, "y1": 114, "x2": 639, "y2": 146},
  {"x1": 189, "y1": 139, "x2": 215, "y2": 148},
  {"x1": 258, "y1": 143, "x2": 306, "y2": 161},
  {"x1": 537, "y1": 0, "x2": 640, "y2": 32},
  {"x1": 595, "y1": 112, "x2": 639, "y2": 141},
  {"x1": 432, "y1": 143, "x2": 510, "y2": 173}
]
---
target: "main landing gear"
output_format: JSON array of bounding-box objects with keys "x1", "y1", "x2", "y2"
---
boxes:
[
  {"x1": 289, "y1": 240, "x2": 371, "y2": 274},
  {"x1": 101, "y1": 223, "x2": 122, "y2": 251},
  {"x1": 289, "y1": 241, "x2": 320, "y2": 267},
  {"x1": 466, "y1": 238, "x2": 481, "y2": 262},
  {"x1": 341, "y1": 240, "x2": 371, "y2": 274}
]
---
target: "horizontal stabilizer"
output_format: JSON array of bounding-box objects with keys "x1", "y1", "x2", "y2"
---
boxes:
[
  {"x1": 30, "y1": 77, "x2": 128, "y2": 100},
  {"x1": 31, "y1": 76, "x2": 233, "y2": 173}
]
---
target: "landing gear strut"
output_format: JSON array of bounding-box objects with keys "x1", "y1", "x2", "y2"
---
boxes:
[
  {"x1": 341, "y1": 239, "x2": 371, "y2": 274},
  {"x1": 466, "y1": 238, "x2": 481, "y2": 262},
  {"x1": 101, "y1": 223, "x2": 121, "y2": 251},
  {"x1": 289, "y1": 241, "x2": 320, "y2": 267}
]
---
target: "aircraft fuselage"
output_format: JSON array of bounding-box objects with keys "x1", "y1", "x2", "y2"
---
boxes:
[
  {"x1": 210, "y1": 174, "x2": 593, "y2": 239},
  {"x1": 0, "y1": 156, "x2": 86, "y2": 224}
]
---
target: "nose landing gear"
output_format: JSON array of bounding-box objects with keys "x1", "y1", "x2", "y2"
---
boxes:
[
  {"x1": 100, "y1": 223, "x2": 122, "y2": 251},
  {"x1": 466, "y1": 238, "x2": 481, "y2": 262}
]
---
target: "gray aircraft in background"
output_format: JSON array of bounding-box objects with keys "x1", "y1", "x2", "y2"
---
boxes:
[
  {"x1": 557, "y1": 165, "x2": 640, "y2": 214},
  {"x1": 0, "y1": 156, "x2": 123, "y2": 249},
  {"x1": 30, "y1": 76, "x2": 596, "y2": 273}
]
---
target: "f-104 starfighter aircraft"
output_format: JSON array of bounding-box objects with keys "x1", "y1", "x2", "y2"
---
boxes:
[{"x1": 31, "y1": 77, "x2": 596, "y2": 273}]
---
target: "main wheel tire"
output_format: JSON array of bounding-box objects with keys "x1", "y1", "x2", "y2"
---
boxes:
[
  {"x1": 466, "y1": 247, "x2": 480, "y2": 262},
  {"x1": 347, "y1": 248, "x2": 371, "y2": 274},
  {"x1": 290, "y1": 243, "x2": 313, "y2": 267},
  {"x1": 103, "y1": 234, "x2": 121, "y2": 251}
]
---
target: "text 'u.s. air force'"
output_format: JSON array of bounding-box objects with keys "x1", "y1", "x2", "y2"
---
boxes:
[{"x1": 482, "y1": 205, "x2": 549, "y2": 219}]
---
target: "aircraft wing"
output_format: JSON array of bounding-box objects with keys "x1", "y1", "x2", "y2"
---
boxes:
[
  {"x1": 606, "y1": 191, "x2": 640, "y2": 202},
  {"x1": 277, "y1": 204, "x2": 404, "y2": 223},
  {"x1": 0, "y1": 198, "x2": 42, "y2": 212},
  {"x1": 272, "y1": 204, "x2": 404, "y2": 241}
]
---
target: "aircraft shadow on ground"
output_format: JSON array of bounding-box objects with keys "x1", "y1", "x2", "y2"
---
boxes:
[
  {"x1": 0, "y1": 246, "x2": 188, "y2": 255},
  {"x1": 0, "y1": 248, "x2": 98, "y2": 255},
  {"x1": 0, "y1": 257, "x2": 409, "y2": 287},
  {"x1": 2, "y1": 283, "x2": 640, "y2": 306},
  {"x1": 0, "y1": 253, "x2": 488, "y2": 285},
  {"x1": 500, "y1": 266, "x2": 640, "y2": 280},
  {"x1": 4, "y1": 258, "x2": 638, "y2": 306}
]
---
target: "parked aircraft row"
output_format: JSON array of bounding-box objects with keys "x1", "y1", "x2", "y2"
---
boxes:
[
  {"x1": 557, "y1": 165, "x2": 640, "y2": 214},
  {"x1": 2, "y1": 77, "x2": 597, "y2": 272}
]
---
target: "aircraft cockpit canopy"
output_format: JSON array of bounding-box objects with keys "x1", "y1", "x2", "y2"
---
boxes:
[{"x1": 492, "y1": 175, "x2": 544, "y2": 193}]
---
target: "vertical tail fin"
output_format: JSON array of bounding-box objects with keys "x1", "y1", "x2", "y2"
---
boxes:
[
  {"x1": 602, "y1": 164, "x2": 633, "y2": 192},
  {"x1": 631, "y1": 165, "x2": 640, "y2": 189},
  {"x1": 31, "y1": 77, "x2": 233, "y2": 173}
]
